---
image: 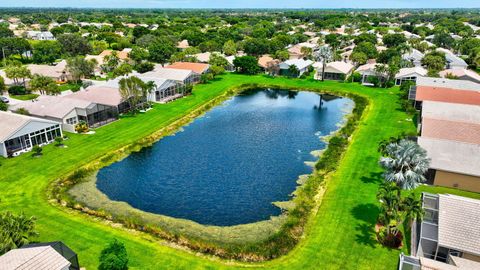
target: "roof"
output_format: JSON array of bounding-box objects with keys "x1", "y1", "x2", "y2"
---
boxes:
[
  {"x1": 402, "y1": 48, "x2": 424, "y2": 61},
  {"x1": 279, "y1": 59, "x2": 313, "y2": 70},
  {"x1": 421, "y1": 118, "x2": 480, "y2": 145},
  {"x1": 323, "y1": 61, "x2": 354, "y2": 74},
  {"x1": 0, "y1": 246, "x2": 70, "y2": 270},
  {"x1": 99, "y1": 49, "x2": 129, "y2": 60},
  {"x1": 418, "y1": 137, "x2": 480, "y2": 177},
  {"x1": 166, "y1": 62, "x2": 210, "y2": 74},
  {"x1": 417, "y1": 77, "x2": 480, "y2": 92},
  {"x1": 415, "y1": 86, "x2": 480, "y2": 106},
  {"x1": 140, "y1": 66, "x2": 194, "y2": 82},
  {"x1": 437, "y1": 48, "x2": 468, "y2": 68},
  {"x1": 177, "y1": 39, "x2": 190, "y2": 49},
  {"x1": 27, "y1": 60, "x2": 67, "y2": 79},
  {"x1": 0, "y1": 111, "x2": 59, "y2": 142},
  {"x1": 12, "y1": 96, "x2": 92, "y2": 119},
  {"x1": 395, "y1": 67, "x2": 427, "y2": 79},
  {"x1": 438, "y1": 194, "x2": 480, "y2": 256},
  {"x1": 422, "y1": 101, "x2": 480, "y2": 124},
  {"x1": 66, "y1": 86, "x2": 123, "y2": 107},
  {"x1": 258, "y1": 55, "x2": 280, "y2": 68},
  {"x1": 440, "y1": 69, "x2": 480, "y2": 82}
]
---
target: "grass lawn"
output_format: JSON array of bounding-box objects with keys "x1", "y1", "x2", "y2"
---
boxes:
[
  {"x1": 58, "y1": 82, "x2": 82, "y2": 92},
  {"x1": 0, "y1": 74, "x2": 475, "y2": 269},
  {"x1": 9, "y1": 93, "x2": 40, "y2": 100}
]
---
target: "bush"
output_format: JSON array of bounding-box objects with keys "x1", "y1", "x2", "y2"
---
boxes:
[
  {"x1": 54, "y1": 137, "x2": 63, "y2": 146},
  {"x1": 0, "y1": 102, "x2": 7, "y2": 111},
  {"x1": 15, "y1": 108, "x2": 29, "y2": 115},
  {"x1": 32, "y1": 145, "x2": 42, "y2": 156},
  {"x1": 98, "y1": 239, "x2": 128, "y2": 270},
  {"x1": 8, "y1": 85, "x2": 28, "y2": 95},
  {"x1": 134, "y1": 62, "x2": 154, "y2": 73},
  {"x1": 350, "y1": 72, "x2": 362, "y2": 83},
  {"x1": 74, "y1": 121, "x2": 89, "y2": 133}
]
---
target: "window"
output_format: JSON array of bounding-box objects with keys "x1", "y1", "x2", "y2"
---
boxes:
[{"x1": 66, "y1": 117, "x2": 77, "y2": 125}]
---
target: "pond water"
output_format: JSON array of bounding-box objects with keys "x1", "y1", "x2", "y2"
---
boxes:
[{"x1": 96, "y1": 89, "x2": 353, "y2": 226}]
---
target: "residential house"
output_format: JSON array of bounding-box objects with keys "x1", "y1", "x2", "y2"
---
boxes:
[
  {"x1": 166, "y1": 62, "x2": 210, "y2": 75},
  {"x1": 395, "y1": 67, "x2": 427, "y2": 85},
  {"x1": 99, "y1": 49, "x2": 130, "y2": 61},
  {"x1": 315, "y1": 61, "x2": 354, "y2": 81},
  {"x1": 439, "y1": 69, "x2": 480, "y2": 84},
  {"x1": 410, "y1": 77, "x2": 480, "y2": 107},
  {"x1": 141, "y1": 65, "x2": 200, "y2": 85},
  {"x1": 279, "y1": 59, "x2": 313, "y2": 77},
  {"x1": 356, "y1": 63, "x2": 386, "y2": 85},
  {"x1": 287, "y1": 42, "x2": 318, "y2": 60},
  {"x1": 399, "y1": 193, "x2": 480, "y2": 270},
  {"x1": 12, "y1": 95, "x2": 118, "y2": 133},
  {"x1": 28, "y1": 60, "x2": 69, "y2": 82},
  {"x1": 0, "y1": 241, "x2": 79, "y2": 270},
  {"x1": 177, "y1": 39, "x2": 190, "y2": 50},
  {"x1": 417, "y1": 100, "x2": 480, "y2": 192},
  {"x1": 25, "y1": 31, "x2": 55, "y2": 40},
  {"x1": 258, "y1": 55, "x2": 280, "y2": 75},
  {"x1": 437, "y1": 48, "x2": 468, "y2": 70},
  {"x1": 0, "y1": 111, "x2": 62, "y2": 157},
  {"x1": 402, "y1": 49, "x2": 424, "y2": 67}
]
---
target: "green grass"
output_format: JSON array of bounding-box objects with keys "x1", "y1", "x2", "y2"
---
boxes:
[
  {"x1": 58, "y1": 82, "x2": 82, "y2": 92},
  {"x1": 0, "y1": 74, "x2": 475, "y2": 269},
  {"x1": 10, "y1": 93, "x2": 40, "y2": 100}
]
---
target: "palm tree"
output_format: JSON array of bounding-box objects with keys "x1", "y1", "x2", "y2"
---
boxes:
[
  {"x1": 379, "y1": 139, "x2": 431, "y2": 190},
  {"x1": 314, "y1": 46, "x2": 333, "y2": 81},
  {"x1": 376, "y1": 182, "x2": 401, "y2": 225},
  {"x1": 0, "y1": 211, "x2": 38, "y2": 255},
  {"x1": 401, "y1": 193, "x2": 424, "y2": 226},
  {"x1": 118, "y1": 76, "x2": 146, "y2": 114}
]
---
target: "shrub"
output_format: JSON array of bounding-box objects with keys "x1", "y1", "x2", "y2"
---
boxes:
[
  {"x1": 98, "y1": 239, "x2": 128, "y2": 270},
  {"x1": 54, "y1": 137, "x2": 63, "y2": 146},
  {"x1": 14, "y1": 108, "x2": 29, "y2": 115},
  {"x1": 74, "y1": 121, "x2": 89, "y2": 133},
  {"x1": 0, "y1": 102, "x2": 7, "y2": 111},
  {"x1": 32, "y1": 145, "x2": 42, "y2": 157},
  {"x1": 8, "y1": 85, "x2": 28, "y2": 95},
  {"x1": 134, "y1": 62, "x2": 154, "y2": 73}
]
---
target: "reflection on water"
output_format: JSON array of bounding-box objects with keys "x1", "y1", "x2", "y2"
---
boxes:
[{"x1": 96, "y1": 89, "x2": 353, "y2": 226}]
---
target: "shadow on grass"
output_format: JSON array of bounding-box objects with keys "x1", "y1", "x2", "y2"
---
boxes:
[
  {"x1": 360, "y1": 171, "x2": 384, "y2": 184},
  {"x1": 351, "y1": 203, "x2": 379, "y2": 247}
]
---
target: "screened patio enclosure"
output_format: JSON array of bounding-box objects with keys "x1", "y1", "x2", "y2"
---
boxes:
[
  {"x1": 4, "y1": 124, "x2": 62, "y2": 157},
  {"x1": 78, "y1": 103, "x2": 118, "y2": 128}
]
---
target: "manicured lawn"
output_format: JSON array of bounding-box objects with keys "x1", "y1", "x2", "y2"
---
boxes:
[
  {"x1": 58, "y1": 82, "x2": 82, "y2": 92},
  {"x1": 10, "y1": 93, "x2": 40, "y2": 100},
  {"x1": 0, "y1": 74, "x2": 475, "y2": 269}
]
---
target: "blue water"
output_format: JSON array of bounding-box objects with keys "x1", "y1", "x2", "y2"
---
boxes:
[{"x1": 96, "y1": 89, "x2": 353, "y2": 226}]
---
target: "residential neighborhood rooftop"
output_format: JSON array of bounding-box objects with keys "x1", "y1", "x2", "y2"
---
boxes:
[
  {"x1": 166, "y1": 62, "x2": 210, "y2": 74},
  {"x1": 0, "y1": 246, "x2": 70, "y2": 270}
]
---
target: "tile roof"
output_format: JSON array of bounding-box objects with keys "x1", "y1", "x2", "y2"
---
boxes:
[
  {"x1": 395, "y1": 67, "x2": 427, "y2": 78},
  {"x1": 440, "y1": 69, "x2": 480, "y2": 82},
  {"x1": 415, "y1": 86, "x2": 480, "y2": 106},
  {"x1": 422, "y1": 101, "x2": 480, "y2": 124},
  {"x1": 140, "y1": 66, "x2": 194, "y2": 82},
  {"x1": 0, "y1": 246, "x2": 70, "y2": 270},
  {"x1": 67, "y1": 86, "x2": 123, "y2": 107},
  {"x1": 416, "y1": 77, "x2": 480, "y2": 91},
  {"x1": 418, "y1": 137, "x2": 480, "y2": 177},
  {"x1": 27, "y1": 60, "x2": 67, "y2": 79},
  {"x1": 12, "y1": 95, "x2": 92, "y2": 119},
  {"x1": 421, "y1": 118, "x2": 480, "y2": 145},
  {"x1": 323, "y1": 61, "x2": 354, "y2": 74},
  {"x1": 438, "y1": 194, "x2": 480, "y2": 256},
  {"x1": 0, "y1": 111, "x2": 58, "y2": 142},
  {"x1": 166, "y1": 62, "x2": 210, "y2": 74}
]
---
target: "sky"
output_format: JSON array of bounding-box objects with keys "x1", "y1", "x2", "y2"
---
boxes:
[{"x1": 0, "y1": 0, "x2": 479, "y2": 9}]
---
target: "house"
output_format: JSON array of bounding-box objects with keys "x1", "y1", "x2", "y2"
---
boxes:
[
  {"x1": 439, "y1": 69, "x2": 480, "y2": 84},
  {"x1": 12, "y1": 95, "x2": 118, "y2": 133},
  {"x1": 402, "y1": 49, "x2": 424, "y2": 67},
  {"x1": 177, "y1": 39, "x2": 190, "y2": 50},
  {"x1": 279, "y1": 59, "x2": 313, "y2": 77},
  {"x1": 98, "y1": 49, "x2": 130, "y2": 61},
  {"x1": 395, "y1": 67, "x2": 427, "y2": 85},
  {"x1": 28, "y1": 60, "x2": 69, "y2": 82},
  {"x1": 0, "y1": 111, "x2": 62, "y2": 157},
  {"x1": 315, "y1": 61, "x2": 354, "y2": 81},
  {"x1": 166, "y1": 62, "x2": 210, "y2": 75},
  {"x1": 258, "y1": 55, "x2": 280, "y2": 74},
  {"x1": 0, "y1": 241, "x2": 79, "y2": 270},
  {"x1": 399, "y1": 193, "x2": 480, "y2": 270},
  {"x1": 437, "y1": 48, "x2": 468, "y2": 70},
  {"x1": 137, "y1": 76, "x2": 183, "y2": 103},
  {"x1": 410, "y1": 77, "x2": 480, "y2": 107},
  {"x1": 287, "y1": 42, "x2": 317, "y2": 60},
  {"x1": 141, "y1": 65, "x2": 200, "y2": 85},
  {"x1": 66, "y1": 84, "x2": 132, "y2": 114},
  {"x1": 356, "y1": 63, "x2": 386, "y2": 85},
  {"x1": 417, "y1": 100, "x2": 480, "y2": 192},
  {"x1": 25, "y1": 31, "x2": 55, "y2": 40}
]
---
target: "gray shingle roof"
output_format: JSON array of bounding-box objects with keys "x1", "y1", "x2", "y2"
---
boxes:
[
  {"x1": 438, "y1": 194, "x2": 480, "y2": 256},
  {"x1": 0, "y1": 246, "x2": 70, "y2": 270}
]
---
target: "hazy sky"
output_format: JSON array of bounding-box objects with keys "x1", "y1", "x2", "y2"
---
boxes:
[{"x1": 1, "y1": 0, "x2": 479, "y2": 9}]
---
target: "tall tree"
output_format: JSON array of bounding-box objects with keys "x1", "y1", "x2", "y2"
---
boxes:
[
  {"x1": 4, "y1": 65, "x2": 31, "y2": 87},
  {"x1": 98, "y1": 239, "x2": 128, "y2": 270},
  {"x1": 118, "y1": 76, "x2": 147, "y2": 114},
  {"x1": 66, "y1": 57, "x2": 96, "y2": 83},
  {"x1": 29, "y1": 74, "x2": 60, "y2": 95},
  {"x1": 32, "y1": 40, "x2": 62, "y2": 64},
  {"x1": 57, "y1": 34, "x2": 92, "y2": 56},
  {"x1": 148, "y1": 38, "x2": 176, "y2": 66},
  {"x1": 222, "y1": 40, "x2": 237, "y2": 56}
]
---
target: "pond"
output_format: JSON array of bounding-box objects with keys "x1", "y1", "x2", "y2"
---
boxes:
[{"x1": 96, "y1": 89, "x2": 353, "y2": 226}]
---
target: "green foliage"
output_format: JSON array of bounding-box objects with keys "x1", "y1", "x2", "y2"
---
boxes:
[
  {"x1": 32, "y1": 145, "x2": 43, "y2": 156},
  {"x1": 4, "y1": 65, "x2": 31, "y2": 86},
  {"x1": 233, "y1": 55, "x2": 260, "y2": 75},
  {"x1": 208, "y1": 53, "x2": 229, "y2": 69},
  {"x1": 32, "y1": 40, "x2": 62, "y2": 64},
  {"x1": 134, "y1": 62, "x2": 154, "y2": 73},
  {"x1": 353, "y1": 33, "x2": 377, "y2": 45},
  {"x1": 29, "y1": 74, "x2": 60, "y2": 95},
  {"x1": 0, "y1": 101, "x2": 7, "y2": 111},
  {"x1": 148, "y1": 38, "x2": 176, "y2": 65},
  {"x1": 0, "y1": 76, "x2": 5, "y2": 95},
  {"x1": 98, "y1": 239, "x2": 128, "y2": 270},
  {"x1": 8, "y1": 85, "x2": 28, "y2": 95},
  {"x1": 209, "y1": 65, "x2": 225, "y2": 78},
  {"x1": 112, "y1": 63, "x2": 133, "y2": 78},
  {"x1": 55, "y1": 136, "x2": 64, "y2": 146},
  {"x1": 353, "y1": 42, "x2": 378, "y2": 59},
  {"x1": 0, "y1": 211, "x2": 38, "y2": 255},
  {"x1": 382, "y1": 34, "x2": 407, "y2": 48},
  {"x1": 222, "y1": 40, "x2": 237, "y2": 56},
  {"x1": 422, "y1": 51, "x2": 446, "y2": 74},
  {"x1": 350, "y1": 51, "x2": 368, "y2": 65},
  {"x1": 67, "y1": 56, "x2": 96, "y2": 83},
  {"x1": 75, "y1": 121, "x2": 89, "y2": 133},
  {"x1": 57, "y1": 34, "x2": 92, "y2": 56}
]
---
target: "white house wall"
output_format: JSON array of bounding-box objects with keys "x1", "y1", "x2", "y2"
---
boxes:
[{"x1": 6, "y1": 121, "x2": 61, "y2": 141}]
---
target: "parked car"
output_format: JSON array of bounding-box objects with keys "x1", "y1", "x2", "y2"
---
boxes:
[{"x1": 0, "y1": 97, "x2": 9, "y2": 103}]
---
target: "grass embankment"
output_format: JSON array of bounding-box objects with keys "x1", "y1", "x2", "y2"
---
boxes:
[{"x1": 0, "y1": 74, "x2": 476, "y2": 269}]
